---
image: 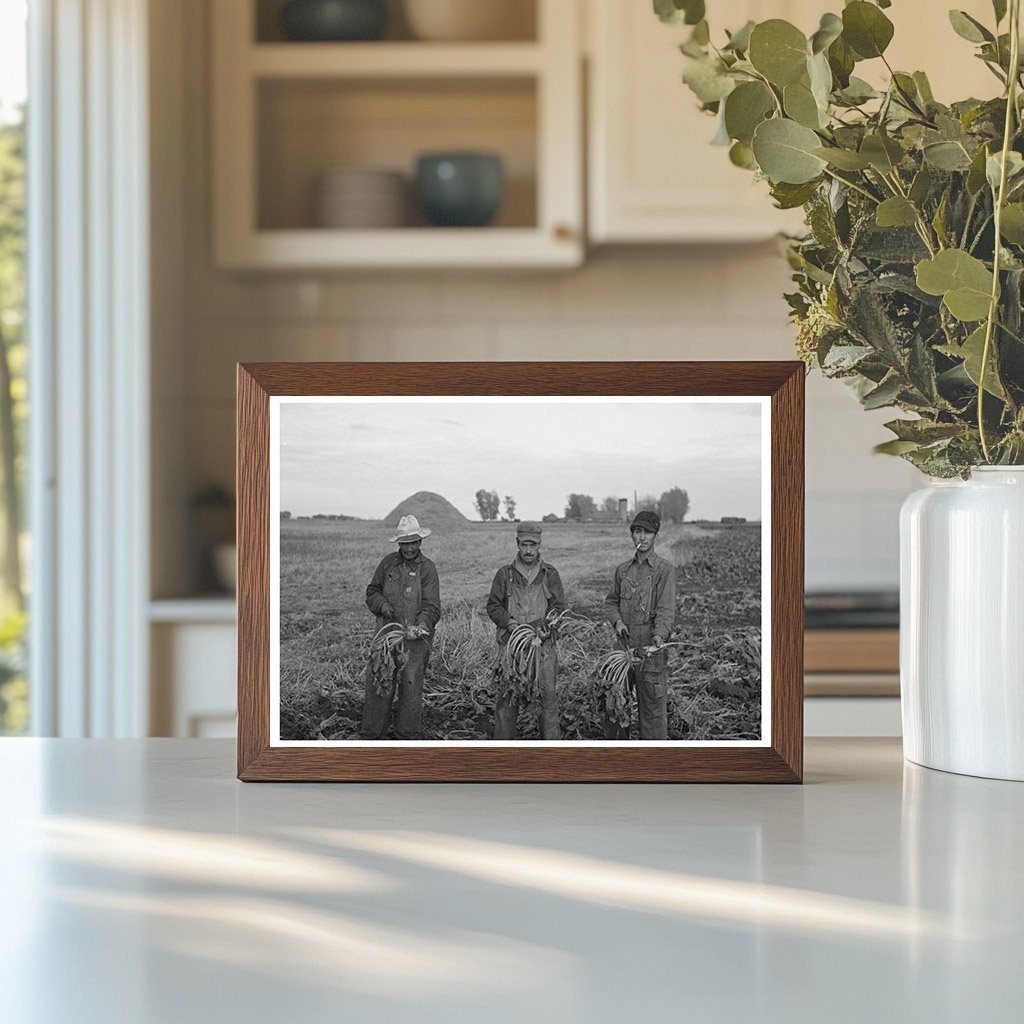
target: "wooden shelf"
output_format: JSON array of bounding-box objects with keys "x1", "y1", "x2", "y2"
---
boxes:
[
  {"x1": 249, "y1": 42, "x2": 544, "y2": 78},
  {"x1": 212, "y1": 0, "x2": 583, "y2": 269},
  {"x1": 217, "y1": 227, "x2": 580, "y2": 270}
]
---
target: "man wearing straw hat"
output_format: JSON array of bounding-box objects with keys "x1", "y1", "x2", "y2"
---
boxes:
[
  {"x1": 486, "y1": 521, "x2": 567, "y2": 740},
  {"x1": 604, "y1": 509, "x2": 676, "y2": 740},
  {"x1": 360, "y1": 514, "x2": 441, "y2": 740}
]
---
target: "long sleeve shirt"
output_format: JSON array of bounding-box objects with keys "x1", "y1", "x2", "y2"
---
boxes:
[
  {"x1": 365, "y1": 551, "x2": 441, "y2": 633},
  {"x1": 604, "y1": 549, "x2": 676, "y2": 641},
  {"x1": 486, "y1": 560, "x2": 566, "y2": 637}
]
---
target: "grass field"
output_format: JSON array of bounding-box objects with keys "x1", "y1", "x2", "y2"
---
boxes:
[{"x1": 278, "y1": 518, "x2": 762, "y2": 741}]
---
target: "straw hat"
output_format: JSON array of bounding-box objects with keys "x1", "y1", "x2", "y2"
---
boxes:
[{"x1": 390, "y1": 514, "x2": 432, "y2": 542}]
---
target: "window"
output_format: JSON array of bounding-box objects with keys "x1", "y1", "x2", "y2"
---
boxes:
[{"x1": 0, "y1": 0, "x2": 28, "y2": 734}]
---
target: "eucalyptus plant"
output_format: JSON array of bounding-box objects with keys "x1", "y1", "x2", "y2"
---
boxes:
[{"x1": 657, "y1": 0, "x2": 1024, "y2": 475}]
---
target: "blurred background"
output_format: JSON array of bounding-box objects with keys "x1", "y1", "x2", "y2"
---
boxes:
[{"x1": 0, "y1": 0, "x2": 998, "y2": 739}]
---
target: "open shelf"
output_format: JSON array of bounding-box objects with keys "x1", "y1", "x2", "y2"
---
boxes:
[
  {"x1": 257, "y1": 76, "x2": 537, "y2": 231},
  {"x1": 254, "y1": 0, "x2": 539, "y2": 44},
  {"x1": 212, "y1": 0, "x2": 581, "y2": 268},
  {"x1": 249, "y1": 42, "x2": 544, "y2": 77}
]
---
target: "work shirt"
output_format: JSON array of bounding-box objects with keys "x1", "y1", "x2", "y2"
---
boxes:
[
  {"x1": 604, "y1": 548, "x2": 676, "y2": 641},
  {"x1": 486, "y1": 560, "x2": 566, "y2": 642},
  {"x1": 365, "y1": 551, "x2": 441, "y2": 635}
]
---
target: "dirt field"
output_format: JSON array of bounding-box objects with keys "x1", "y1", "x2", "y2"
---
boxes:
[{"x1": 278, "y1": 518, "x2": 762, "y2": 741}]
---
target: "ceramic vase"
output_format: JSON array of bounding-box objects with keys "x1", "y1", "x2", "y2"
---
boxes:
[{"x1": 900, "y1": 467, "x2": 1024, "y2": 780}]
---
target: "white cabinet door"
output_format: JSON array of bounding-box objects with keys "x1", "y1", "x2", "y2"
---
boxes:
[
  {"x1": 588, "y1": 0, "x2": 813, "y2": 242},
  {"x1": 588, "y1": 0, "x2": 995, "y2": 244}
]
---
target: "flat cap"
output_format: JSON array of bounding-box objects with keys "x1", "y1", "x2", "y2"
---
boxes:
[
  {"x1": 516, "y1": 521, "x2": 542, "y2": 539},
  {"x1": 630, "y1": 510, "x2": 661, "y2": 534}
]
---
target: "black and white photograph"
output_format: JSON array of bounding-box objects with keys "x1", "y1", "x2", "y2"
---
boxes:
[{"x1": 270, "y1": 396, "x2": 770, "y2": 745}]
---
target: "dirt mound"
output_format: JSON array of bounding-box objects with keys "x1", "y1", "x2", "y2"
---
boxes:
[{"x1": 384, "y1": 491, "x2": 469, "y2": 529}]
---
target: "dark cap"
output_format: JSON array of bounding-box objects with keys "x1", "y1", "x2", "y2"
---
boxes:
[
  {"x1": 516, "y1": 521, "x2": 542, "y2": 540},
  {"x1": 630, "y1": 510, "x2": 661, "y2": 534}
]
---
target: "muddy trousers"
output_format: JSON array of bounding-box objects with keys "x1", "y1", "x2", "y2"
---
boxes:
[
  {"x1": 494, "y1": 642, "x2": 561, "y2": 739},
  {"x1": 602, "y1": 652, "x2": 669, "y2": 740},
  {"x1": 360, "y1": 639, "x2": 430, "y2": 740}
]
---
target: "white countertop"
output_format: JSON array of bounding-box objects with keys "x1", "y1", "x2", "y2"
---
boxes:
[{"x1": 1, "y1": 738, "x2": 1020, "y2": 1023}]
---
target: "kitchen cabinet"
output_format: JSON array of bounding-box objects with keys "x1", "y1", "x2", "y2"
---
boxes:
[
  {"x1": 211, "y1": 0, "x2": 583, "y2": 269},
  {"x1": 586, "y1": 0, "x2": 999, "y2": 244},
  {"x1": 587, "y1": 0, "x2": 811, "y2": 243}
]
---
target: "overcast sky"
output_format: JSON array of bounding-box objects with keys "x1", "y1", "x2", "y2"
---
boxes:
[{"x1": 277, "y1": 398, "x2": 765, "y2": 521}]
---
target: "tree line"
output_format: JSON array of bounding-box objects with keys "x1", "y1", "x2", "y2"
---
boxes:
[{"x1": 474, "y1": 487, "x2": 689, "y2": 523}]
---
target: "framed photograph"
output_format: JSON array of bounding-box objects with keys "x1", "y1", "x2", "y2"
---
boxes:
[{"x1": 237, "y1": 362, "x2": 803, "y2": 782}]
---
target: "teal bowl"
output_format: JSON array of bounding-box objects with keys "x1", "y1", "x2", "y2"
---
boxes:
[
  {"x1": 415, "y1": 153, "x2": 505, "y2": 228},
  {"x1": 281, "y1": 0, "x2": 388, "y2": 41}
]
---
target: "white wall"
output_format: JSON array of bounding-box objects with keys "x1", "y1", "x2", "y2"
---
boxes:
[{"x1": 154, "y1": 0, "x2": 921, "y2": 598}]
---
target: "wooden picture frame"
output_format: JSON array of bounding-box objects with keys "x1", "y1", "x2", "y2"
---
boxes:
[{"x1": 237, "y1": 362, "x2": 804, "y2": 782}]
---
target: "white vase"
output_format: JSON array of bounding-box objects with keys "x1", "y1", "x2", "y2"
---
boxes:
[{"x1": 900, "y1": 467, "x2": 1024, "y2": 780}]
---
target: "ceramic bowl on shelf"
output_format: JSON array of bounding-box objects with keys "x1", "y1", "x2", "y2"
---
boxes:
[
  {"x1": 414, "y1": 152, "x2": 504, "y2": 227},
  {"x1": 280, "y1": 0, "x2": 389, "y2": 42},
  {"x1": 403, "y1": 0, "x2": 534, "y2": 42},
  {"x1": 315, "y1": 167, "x2": 407, "y2": 228}
]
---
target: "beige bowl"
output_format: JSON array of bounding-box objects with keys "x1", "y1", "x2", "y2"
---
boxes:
[{"x1": 403, "y1": 0, "x2": 535, "y2": 41}]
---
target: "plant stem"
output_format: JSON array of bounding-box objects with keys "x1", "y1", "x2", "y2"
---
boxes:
[
  {"x1": 822, "y1": 167, "x2": 880, "y2": 205},
  {"x1": 979, "y1": 0, "x2": 1021, "y2": 462}
]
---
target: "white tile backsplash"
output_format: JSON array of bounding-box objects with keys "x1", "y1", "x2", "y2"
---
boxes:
[{"x1": 182, "y1": 249, "x2": 918, "y2": 591}]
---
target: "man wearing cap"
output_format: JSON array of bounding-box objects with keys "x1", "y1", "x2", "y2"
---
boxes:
[
  {"x1": 360, "y1": 514, "x2": 441, "y2": 740},
  {"x1": 604, "y1": 510, "x2": 677, "y2": 740},
  {"x1": 486, "y1": 521, "x2": 567, "y2": 739}
]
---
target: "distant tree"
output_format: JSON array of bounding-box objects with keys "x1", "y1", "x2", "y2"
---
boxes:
[
  {"x1": 660, "y1": 487, "x2": 690, "y2": 524},
  {"x1": 565, "y1": 493, "x2": 597, "y2": 521},
  {"x1": 503, "y1": 494, "x2": 517, "y2": 521},
  {"x1": 634, "y1": 494, "x2": 660, "y2": 514},
  {"x1": 280, "y1": 510, "x2": 291, "y2": 520},
  {"x1": 475, "y1": 488, "x2": 501, "y2": 522},
  {"x1": 601, "y1": 495, "x2": 619, "y2": 514}
]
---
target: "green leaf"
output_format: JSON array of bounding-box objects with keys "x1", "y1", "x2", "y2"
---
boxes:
[
  {"x1": 1000, "y1": 203, "x2": 1024, "y2": 245},
  {"x1": 986, "y1": 150, "x2": 1024, "y2": 191},
  {"x1": 967, "y1": 144, "x2": 991, "y2": 194},
  {"x1": 874, "y1": 439, "x2": 922, "y2": 455},
  {"x1": 784, "y1": 80, "x2": 824, "y2": 129},
  {"x1": 770, "y1": 180, "x2": 820, "y2": 209},
  {"x1": 909, "y1": 164, "x2": 933, "y2": 205},
  {"x1": 862, "y1": 374, "x2": 903, "y2": 409},
  {"x1": 751, "y1": 118, "x2": 828, "y2": 184},
  {"x1": 827, "y1": 37, "x2": 855, "y2": 89},
  {"x1": 922, "y1": 140, "x2": 972, "y2": 171},
  {"x1": 948, "y1": 10, "x2": 994, "y2": 44},
  {"x1": 939, "y1": 325, "x2": 1006, "y2": 398},
  {"x1": 724, "y1": 20, "x2": 755, "y2": 53},
  {"x1": 842, "y1": 1, "x2": 894, "y2": 59},
  {"x1": 683, "y1": 57, "x2": 736, "y2": 104},
  {"x1": 932, "y1": 190, "x2": 950, "y2": 247},
  {"x1": 840, "y1": 76, "x2": 878, "y2": 104},
  {"x1": 653, "y1": 0, "x2": 705, "y2": 26},
  {"x1": 748, "y1": 20, "x2": 809, "y2": 87},
  {"x1": 912, "y1": 71, "x2": 935, "y2": 104},
  {"x1": 813, "y1": 146, "x2": 872, "y2": 170},
  {"x1": 808, "y1": 51, "x2": 833, "y2": 110},
  {"x1": 810, "y1": 13, "x2": 843, "y2": 54},
  {"x1": 860, "y1": 133, "x2": 904, "y2": 173},
  {"x1": 884, "y1": 418, "x2": 964, "y2": 443},
  {"x1": 729, "y1": 140, "x2": 757, "y2": 169},
  {"x1": 876, "y1": 197, "x2": 918, "y2": 228},
  {"x1": 915, "y1": 250, "x2": 994, "y2": 322},
  {"x1": 723, "y1": 81, "x2": 775, "y2": 144}
]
